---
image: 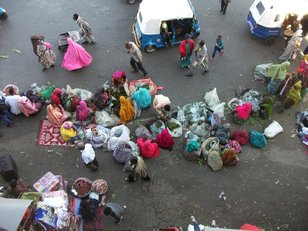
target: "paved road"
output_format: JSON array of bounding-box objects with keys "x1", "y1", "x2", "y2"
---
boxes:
[{"x1": 0, "y1": 0, "x2": 307, "y2": 230}]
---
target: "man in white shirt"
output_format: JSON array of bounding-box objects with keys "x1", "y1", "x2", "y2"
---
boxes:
[{"x1": 4, "y1": 87, "x2": 21, "y2": 115}]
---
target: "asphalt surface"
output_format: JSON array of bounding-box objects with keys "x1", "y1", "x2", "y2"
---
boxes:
[{"x1": 0, "y1": 0, "x2": 308, "y2": 230}]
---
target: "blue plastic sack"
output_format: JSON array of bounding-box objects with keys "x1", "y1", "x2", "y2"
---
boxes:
[
  {"x1": 132, "y1": 87, "x2": 151, "y2": 109},
  {"x1": 249, "y1": 130, "x2": 267, "y2": 148}
]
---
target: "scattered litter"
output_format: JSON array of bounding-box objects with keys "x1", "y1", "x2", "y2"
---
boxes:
[
  {"x1": 219, "y1": 191, "x2": 226, "y2": 201},
  {"x1": 291, "y1": 134, "x2": 297, "y2": 138},
  {"x1": 47, "y1": 150, "x2": 54, "y2": 153},
  {"x1": 75, "y1": 163, "x2": 79, "y2": 168},
  {"x1": 20, "y1": 151, "x2": 25, "y2": 154},
  {"x1": 111, "y1": 193, "x2": 116, "y2": 199},
  {"x1": 275, "y1": 180, "x2": 280, "y2": 184},
  {"x1": 12, "y1": 49, "x2": 22, "y2": 54},
  {"x1": 0, "y1": 55, "x2": 9, "y2": 59}
]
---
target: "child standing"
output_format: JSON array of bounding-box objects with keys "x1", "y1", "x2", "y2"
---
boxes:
[{"x1": 210, "y1": 35, "x2": 224, "y2": 60}]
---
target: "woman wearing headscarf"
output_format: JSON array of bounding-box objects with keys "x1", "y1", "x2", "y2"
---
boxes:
[
  {"x1": 179, "y1": 34, "x2": 195, "y2": 77},
  {"x1": 46, "y1": 103, "x2": 68, "y2": 126},
  {"x1": 119, "y1": 96, "x2": 135, "y2": 124},
  {"x1": 50, "y1": 88, "x2": 63, "y2": 106},
  {"x1": 110, "y1": 71, "x2": 129, "y2": 114},
  {"x1": 18, "y1": 96, "x2": 40, "y2": 117},
  {"x1": 60, "y1": 121, "x2": 77, "y2": 142},
  {"x1": 30, "y1": 35, "x2": 56, "y2": 71},
  {"x1": 279, "y1": 80, "x2": 302, "y2": 112},
  {"x1": 76, "y1": 100, "x2": 93, "y2": 123},
  {"x1": 62, "y1": 38, "x2": 92, "y2": 71},
  {"x1": 266, "y1": 61, "x2": 290, "y2": 95}
]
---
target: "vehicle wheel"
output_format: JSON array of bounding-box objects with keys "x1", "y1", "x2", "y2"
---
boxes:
[
  {"x1": 264, "y1": 36, "x2": 275, "y2": 46},
  {"x1": 0, "y1": 13, "x2": 7, "y2": 20},
  {"x1": 126, "y1": 0, "x2": 137, "y2": 4},
  {"x1": 145, "y1": 45, "x2": 156, "y2": 53}
]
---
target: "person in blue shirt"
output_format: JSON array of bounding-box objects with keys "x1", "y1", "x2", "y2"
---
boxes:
[{"x1": 210, "y1": 35, "x2": 224, "y2": 60}]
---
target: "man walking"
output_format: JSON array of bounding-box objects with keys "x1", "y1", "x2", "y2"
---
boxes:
[
  {"x1": 73, "y1": 13, "x2": 96, "y2": 44},
  {"x1": 220, "y1": 0, "x2": 231, "y2": 15},
  {"x1": 125, "y1": 42, "x2": 149, "y2": 78}
]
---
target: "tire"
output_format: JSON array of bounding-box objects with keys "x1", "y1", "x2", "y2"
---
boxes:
[
  {"x1": 264, "y1": 36, "x2": 275, "y2": 46},
  {"x1": 145, "y1": 45, "x2": 157, "y2": 53},
  {"x1": 126, "y1": 0, "x2": 137, "y2": 4},
  {"x1": 0, "y1": 12, "x2": 7, "y2": 20}
]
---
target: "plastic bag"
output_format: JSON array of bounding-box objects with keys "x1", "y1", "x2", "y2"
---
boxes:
[
  {"x1": 254, "y1": 63, "x2": 272, "y2": 80},
  {"x1": 189, "y1": 122, "x2": 210, "y2": 142},
  {"x1": 128, "y1": 141, "x2": 140, "y2": 156},
  {"x1": 149, "y1": 120, "x2": 166, "y2": 139},
  {"x1": 249, "y1": 130, "x2": 267, "y2": 148},
  {"x1": 204, "y1": 88, "x2": 220, "y2": 108},
  {"x1": 176, "y1": 106, "x2": 185, "y2": 124},
  {"x1": 200, "y1": 137, "x2": 220, "y2": 158},
  {"x1": 182, "y1": 101, "x2": 208, "y2": 124},
  {"x1": 95, "y1": 110, "x2": 117, "y2": 128},
  {"x1": 264, "y1": 120, "x2": 283, "y2": 138},
  {"x1": 166, "y1": 118, "x2": 183, "y2": 137},
  {"x1": 65, "y1": 85, "x2": 93, "y2": 101},
  {"x1": 135, "y1": 125, "x2": 153, "y2": 140},
  {"x1": 212, "y1": 102, "x2": 225, "y2": 119},
  {"x1": 207, "y1": 150, "x2": 223, "y2": 171}
]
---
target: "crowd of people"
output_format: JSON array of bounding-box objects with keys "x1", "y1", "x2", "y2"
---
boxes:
[{"x1": 1, "y1": 4, "x2": 308, "y2": 230}]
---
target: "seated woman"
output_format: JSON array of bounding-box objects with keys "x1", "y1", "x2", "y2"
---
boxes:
[
  {"x1": 50, "y1": 88, "x2": 63, "y2": 105},
  {"x1": 75, "y1": 100, "x2": 94, "y2": 124},
  {"x1": 93, "y1": 86, "x2": 110, "y2": 110},
  {"x1": 18, "y1": 96, "x2": 40, "y2": 117},
  {"x1": 46, "y1": 103, "x2": 69, "y2": 126},
  {"x1": 60, "y1": 121, "x2": 78, "y2": 143},
  {"x1": 297, "y1": 55, "x2": 308, "y2": 88},
  {"x1": 110, "y1": 71, "x2": 129, "y2": 114},
  {"x1": 279, "y1": 80, "x2": 302, "y2": 113}
]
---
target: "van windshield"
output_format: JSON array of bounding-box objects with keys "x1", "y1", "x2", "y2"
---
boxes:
[{"x1": 256, "y1": 1, "x2": 265, "y2": 15}]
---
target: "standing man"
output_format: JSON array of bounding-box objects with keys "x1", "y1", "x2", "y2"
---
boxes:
[
  {"x1": 220, "y1": 0, "x2": 231, "y2": 15},
  {"x1": 179, "y1": 33, "x2": 195, "y2": 77},
  {"x1": 125, "y1": 41, "x2": 149, "y2": 78},
  {"x1": 73, "y1": 13, "x2": 96, "y2": 44},
  {"x1": 194, "y1": 40, "x2": 209, "y2": 74}
]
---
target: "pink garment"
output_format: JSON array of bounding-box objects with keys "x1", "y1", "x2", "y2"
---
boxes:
[
  {"x1": 235, "y1": 102, "x2": 252, "y2": 120},
  {"x1": 76, "y1": 100, "x2": 91, "y2": 121},
  {"x1": 112, "y1": 70, "x2": 126, "y2": 81},
  {"x1": 61, "y1": 38, "x2": 92, "y2": 71},
  {"x1": 43, "y1": 42, "x2": 52, "y2": 50},
  {"x1": 18, "y1": 96, "x2": 39, "y2": 117},
  {"x1": 240, "y1": 224, "x2": 262, "y2": 231},
  {"x1": 46, "y1": 104, "x2": 68, "y2": 126},
  {"x1": 155, "y1": 129, "x2": 175, "y2": 149},
  {"x1": 137, "y1": 138, "x2": 160, "y2": 159}
]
